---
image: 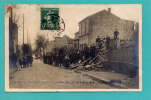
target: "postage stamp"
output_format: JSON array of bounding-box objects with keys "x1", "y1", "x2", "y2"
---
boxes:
[
  {"x1": 5, "y1": 4, "x2": 142, "y2": 92},
  {"x1": 41, "y1": 8, "x2": 60, "y2": 30}
]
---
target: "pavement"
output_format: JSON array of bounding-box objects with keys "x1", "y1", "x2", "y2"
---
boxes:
[
  {"x1": 9, "y1": 66, "x2": 17, "y2": 80},
  {"x1": 9, "y1": 59, "x2": 111, "y2": 89},
  {"x1": 79, "y1": 71, "x2": 138, "y2": 89},
  {"x1": 9, "y1": 59, "x2": 138, "y2": 89}
]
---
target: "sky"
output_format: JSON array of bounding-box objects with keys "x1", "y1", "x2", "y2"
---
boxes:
[{"x1": 9, "y1": 4, "x2": 142, "y2": 46}]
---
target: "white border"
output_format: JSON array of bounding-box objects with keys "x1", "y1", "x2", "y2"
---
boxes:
[{"x1": 5, "y1": 4, "x2": 142, "y2": 92}]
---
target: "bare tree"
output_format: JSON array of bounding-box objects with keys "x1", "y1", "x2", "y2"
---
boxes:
[{"x1": 35, "y1": 34, "x2": 48, "y2": 58}]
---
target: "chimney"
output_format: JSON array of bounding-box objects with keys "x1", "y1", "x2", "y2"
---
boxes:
[{"x1": 108, "y1": 8, "x2": 111, "y2": 13}]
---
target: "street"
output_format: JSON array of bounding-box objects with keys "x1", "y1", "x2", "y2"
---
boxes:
[
  {"x1": 9, "y1": 59, "x2": 112, "y2": 89},
  {"x1": 7, "y1": 4, "x2": 140, "y2": 91}
]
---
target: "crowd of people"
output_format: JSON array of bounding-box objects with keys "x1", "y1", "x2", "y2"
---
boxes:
[
  {"x1": 43, "y1": 36, "x2": 111, "y2": 68},
  {"x1": 10, "y1": 44, "x2": 33, "y2": 71},
  {"x1": 43, "y1": 45, "x2": 98, "y2": 68},
  {"x1": 10, "y1": 53, "x2": 33, "y2": 71},
  {"x1": 9, "y1": 35, "x2": 111, "y2": 70}
]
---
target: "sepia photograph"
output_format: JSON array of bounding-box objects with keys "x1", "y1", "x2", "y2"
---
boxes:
[{"x1": 5, "y1": 4, "x2": 142, "y2": 92}]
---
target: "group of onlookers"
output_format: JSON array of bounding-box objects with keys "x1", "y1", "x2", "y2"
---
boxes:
[
  {"x1": 43, "y1": 36, "x2": 111, "y2": 68},
  {"x1": 10, "y1": 53, "x2": 33, "y2": 71},
  {"x1": 43, "y1": 45, "x2": 98, "y2": 68}
]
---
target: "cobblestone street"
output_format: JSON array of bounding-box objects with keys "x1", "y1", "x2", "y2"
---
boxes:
[{"x1": 9, "y1": 60, "x2": 112, "y2": 89}]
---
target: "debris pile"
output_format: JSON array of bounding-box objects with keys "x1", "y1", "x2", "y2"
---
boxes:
[{"x1": 69, "y1": 40, "x2": 109, "y2": 71}]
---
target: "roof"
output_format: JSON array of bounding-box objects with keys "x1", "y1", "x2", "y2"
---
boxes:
[
  {"x1": 79, "y1": 9, "x2": 120, "y2": 24},
  {"x1": 54, "y1": 35, "x2": 73, "y2": 43},
  {"x1": 122, "y1": 19, "x2": 135, "y2": 23},
  {"x1": 75, "y1": 32, "x2": 79, "y2": 35},
  {"x1": 62, "y1": 35, "x2": 72, "y2": 40}
]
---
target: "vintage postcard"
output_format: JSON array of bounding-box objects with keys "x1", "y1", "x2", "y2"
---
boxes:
[{"x1": 5, "y1": 4, "x2": 142, "y2": 92}]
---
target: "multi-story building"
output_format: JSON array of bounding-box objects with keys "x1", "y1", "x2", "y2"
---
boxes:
[
  {"x1": 74, "y1": 8, "x2": 139, "y2": 74},
  {"x1": 8, "y1": 6, "x2": 18, "y2": 55},
  {"x1": 76, "y1": 8, "x2": 138, "y2": 47}
]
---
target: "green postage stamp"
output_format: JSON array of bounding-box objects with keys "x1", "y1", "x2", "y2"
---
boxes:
[{"x1": 41, "y1": 8, "x2": 60, "y2": 30}]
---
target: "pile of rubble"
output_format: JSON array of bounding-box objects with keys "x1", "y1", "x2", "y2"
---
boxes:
[{"x1": 69, "y1": 45, "x2": 109, "y2": 72}]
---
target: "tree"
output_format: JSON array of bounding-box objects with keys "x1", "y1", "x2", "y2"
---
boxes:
[
  {"x1": 22, "y1": 44, "x2": 32, "y2": 56},
  {"x1": 35, "y1": 35, "x2": 48, "y2": 58}
]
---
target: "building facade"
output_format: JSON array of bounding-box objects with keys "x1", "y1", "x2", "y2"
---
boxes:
[
  {"x1": 46, "y1": 35, "x2": 74, "y2": 53},
  {"x1": 74, "y1": 8, "x2": 139, "y2": 74},
  {"x1": 76, "y1": 8, "x2": 138, "y2": 47},
  {"x1": 8, "y1": 7, "x2": 18, "y2": 55}
]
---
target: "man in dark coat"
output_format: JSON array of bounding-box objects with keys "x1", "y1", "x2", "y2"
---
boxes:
[
  {"x1": 106, "y1": 36, "x2": 110, "y2": 50},
  {"x1": 96, "y1": 36, "x2": 101, "y2": 48},
  {"x1": 114, "y1": 30, "x2": 119, "y2": 40}
]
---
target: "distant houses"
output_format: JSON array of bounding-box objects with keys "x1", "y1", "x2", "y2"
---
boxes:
[{"x1": 46, "y1": 35, "x2": 74, "y2": 52}]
